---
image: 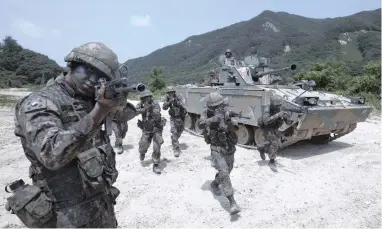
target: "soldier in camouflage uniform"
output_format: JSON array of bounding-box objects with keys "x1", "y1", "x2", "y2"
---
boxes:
[
  {"x1": 111, "y1": 99, "x2": 137, "y2": 154},
  {"x1": 199, "y1": 92, "x2": 241, "y2": 215},
  {"x1": 8, "y1": 42, "x2": 125, "y2": 227},
  {"x1": 162, "y1": 87, "x2": 187, "y2": 157},
  {"x1": 256, "y1": 95, "x2": 290, "y2": 164},
  {"x1": 136, "y1": 90, "x2": 166, "y2": 174},
  {"x1": 46, "y1": 66, "x2": 69, "y2": 86},
  {"x1": 223, "y1": 49, "x2": 235, "y2": 66}
]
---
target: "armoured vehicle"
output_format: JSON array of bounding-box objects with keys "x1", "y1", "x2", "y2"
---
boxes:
[{"x1": 174, "y1": 54, "x2": 373, "y2": 149}]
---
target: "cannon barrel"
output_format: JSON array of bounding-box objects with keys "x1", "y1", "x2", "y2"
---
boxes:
[{"x1": 253, "y1": 64, "x2": 297, "y2": 78}]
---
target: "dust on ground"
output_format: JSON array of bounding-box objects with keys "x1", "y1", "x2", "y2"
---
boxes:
[{"x1": 0, "y1": 89, "x2": 380, "y2": 228}]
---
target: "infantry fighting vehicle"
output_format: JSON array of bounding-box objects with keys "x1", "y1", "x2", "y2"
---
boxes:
[{"x1": 174, "y1": 54, "x2": 373, "y2": 149}]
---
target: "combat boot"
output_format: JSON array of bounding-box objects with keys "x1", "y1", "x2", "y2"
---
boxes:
[
  {"x1": 153, "y1": 164, "x2": 161, "y2": 174},
  {"x1": 210, "y1": 180, "x2": 221, "y2": 196},
  {"x1": 173, "y1": 147, "x2": 180, "y2": 157},
  {"x1": 269, "y1": 159, "x2": 275, "y2": 164},
  {"x1": 227, "y1": 195, "x2": 241, "y2": 215},
  {"x1": 258, "y1": 147, "x2": 266, "y2": 160},
  {"x1": 140, "y1": 153, "x2": 145, "y2": 161},
  {"x1": 115, "y1": 146, "x2": 123, "y2": 155}
]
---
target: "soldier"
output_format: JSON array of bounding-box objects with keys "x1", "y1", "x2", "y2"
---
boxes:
[
  {"x1": 256, "y1": 95, "x2": 289, "y2": 164},
  {"x1": 46, "y1": 66, "x2": 69, "y2": 86},
  {"x1": 223, "y1": 49, "x2": 236, "y2": 66},
  {"x1": 135, "y1": 90, "x2": 166, "y2": 174},
  {"x1": 8, "y1": 42, "x2": 124, "y2": 227},
  {"x1": 199, "y1": 92, "x2": 241, "y2": 215},
  {"x1": 111, "y1": 99, "x2": 137, "y2": 154},
  {"x1": 162, "y1": 87, "x2": 187, "y2": 157}
]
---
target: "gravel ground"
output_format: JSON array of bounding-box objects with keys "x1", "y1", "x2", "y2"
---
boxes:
[{"x1": 0, "y1": 89, "x2": 380, "y2": 228}]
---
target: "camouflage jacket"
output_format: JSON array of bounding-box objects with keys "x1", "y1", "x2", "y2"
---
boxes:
[
  {"x1": 162, "y1": 94, "x2": 186, "y2": 119},
  {"x1": 200, "y1": 107, "x2": 238, "y2": 147},
  {"x1": 135, "y1": 100, "x2": 164, "y2": 132},
  {"x1": 14, "y1": 81, "x2": 118, "y2": 204},
  {"x1": 112, "y1": 101, "x2": 137, "y2": 123},
  {"x1": 258, "y1": 105, "x2": 284, "y2": 129},
  {"x1": 46, "y1": 74, "x2": 65, "y2": 87}
]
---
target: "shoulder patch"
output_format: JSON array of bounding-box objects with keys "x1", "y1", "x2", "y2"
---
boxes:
[{"x1": 23, "y1": 97, "x2": 48, "y2": 114}]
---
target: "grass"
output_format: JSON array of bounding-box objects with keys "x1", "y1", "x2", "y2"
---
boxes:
[{"x1": 0, "y1": 95, "x2": 19, "y2": 107}]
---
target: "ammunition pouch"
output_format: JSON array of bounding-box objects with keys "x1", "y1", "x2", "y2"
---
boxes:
[
  {"x1": 5, "y1": 184, "x2": 54, "y2": 228},
  {"x1": 228, "y1": 131, "x2": 238, "y2": 144},
  {"x1": 157, "y1": 117, "x2": 167, "y2": 129},
  {"x1": 142, "y1": 120, "x2": 154, "y2": 131},
  {"x1": 173, "y1": 117, "x2": 183, "y2": 127},
  {"x1": 77, "y1": 145, "x2": 118, "y2": 197},
  {"x1": 137, "y1": 119, "x2": 143, "y2": 129},
  {"x1": 173, "y1": 107, "x2": 180, "y2": 117},
  {"x1": 218, "y1": 131, "x2": 227, "y2": 142},
  {"x1": 109, "y1": 186, "x2": 120, "y2": 205}
]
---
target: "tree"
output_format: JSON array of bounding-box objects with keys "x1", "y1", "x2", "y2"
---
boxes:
[{"x1": 148, "y1": 66, "x2": 166, "y2": 92}]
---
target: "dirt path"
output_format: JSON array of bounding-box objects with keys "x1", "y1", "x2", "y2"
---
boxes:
[{"x1": 0, "y1": 89, "x2": 380, "y2": 228}]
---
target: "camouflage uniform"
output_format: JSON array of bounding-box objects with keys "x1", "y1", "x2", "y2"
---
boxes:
[
  {"x1": 162, "y1": 88, "x2": 187, "y2": 157},
  {"x1": 7, "y1": 42, "x2": 121, "y2": 228},
  {"x1": 199, "y1": 92, "x2": 241, "y2": 215},
  {"x1": 136, "y1": 90, "x2": 166, "y2": 174},
  {"x1": 111, "y1": 100, "x2": 137, "y2": 154},
  {"x1": 256, "y1": 95, "x2": 286, "y2": 164},
  {"x1": 223, "y1": 49, "x2": 235, "y2": 66}
]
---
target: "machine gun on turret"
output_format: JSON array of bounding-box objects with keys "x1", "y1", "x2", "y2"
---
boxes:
[{"x1": 251, "y1": 64, "x2": 296, "y2": 79}]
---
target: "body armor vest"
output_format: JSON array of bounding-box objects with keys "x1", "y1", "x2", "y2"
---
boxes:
[{"x1": 16, "y1": 83, "x2": 117, "y2": 207}]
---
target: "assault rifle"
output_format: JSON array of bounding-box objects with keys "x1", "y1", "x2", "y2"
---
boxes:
[
  {"x1": 214, "y1": 107, "x2": 250, "y2": 129},
  {"x1": 95, "y1": 77, "x2": 146, "y2": 137}
]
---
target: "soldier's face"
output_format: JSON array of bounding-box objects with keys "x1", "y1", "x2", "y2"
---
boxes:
[{"x1": 70, "y1": 64, "x2": 109, "y2": 97}]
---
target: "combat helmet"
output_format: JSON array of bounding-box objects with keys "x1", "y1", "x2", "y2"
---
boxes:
[
  {"x1": 64, "y1": 42, "x2": 119, "y2": 80},
  {"x1": 270, "y1": 95, "x2": 283, "y2": 107},
  {"x1": 205, "y1": 92, "x2": 228, "y2": 107},
  {"x1": 139, "y1": 90, "x2": 152, "y2": 99},
  {"x1": 166, "y1": 86, "x2": 176, "y2": 93}
]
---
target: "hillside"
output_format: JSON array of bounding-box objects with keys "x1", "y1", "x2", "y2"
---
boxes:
[
  {"x1": 0, "y1": 36, "x2": 62, "y2": 88},
  {"x1": 124, "y1": 8, "x2": 381, "y2": 85}
]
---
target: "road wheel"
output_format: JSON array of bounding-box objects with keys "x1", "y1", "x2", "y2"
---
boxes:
[
  {"x1": 184, "y1": 113, "x2": 194, "y2": 130},
  {"x1": 194, "y1": 118, "x2": 204, "y2": 135},
  {"x1": 236, "y1": 124, "x2": 254, "y2": 145}
]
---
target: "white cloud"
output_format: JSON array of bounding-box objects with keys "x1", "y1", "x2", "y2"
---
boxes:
[
  {"x1": 11, "y1": 19, "x2": 44, "y2": 38},
  {"x1": 130, "y1": 14, "x2": 152, "y2": 27},
  {"x1": 11, "y1": 18, "x2": 63, "y2": 38}
]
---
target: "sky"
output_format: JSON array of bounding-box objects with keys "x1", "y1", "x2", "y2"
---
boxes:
[{"x1": 0, "y1": 0, "x2": 380, "y2": 66}]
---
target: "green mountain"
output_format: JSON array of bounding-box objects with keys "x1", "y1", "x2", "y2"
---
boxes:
[
  {"x1": 0, "y1": 36, "x2": 62, "y2": 88},
  {"x1": 124, "y1": 8, "x2": 381, "y2": 85}
]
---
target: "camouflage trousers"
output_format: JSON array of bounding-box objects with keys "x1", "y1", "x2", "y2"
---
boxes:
[
  {"x1": 112, "y1": 120, "x2": 128, "y2": 147},
  {"x1": 170, "y1": 117, "x2": 185, "y2": 150},
  {"x1": 258, "y1": 128, "x2": 281, "y2": 160},
  {"x1": 139, "y1": 130, "x2": 164, "y2": 164},
  {"x1": 39, "y1": 195, "x2": 117, "y2": 228},
  {"x1": 211, "y1": 145, "x2": 236, "y2": 197}
]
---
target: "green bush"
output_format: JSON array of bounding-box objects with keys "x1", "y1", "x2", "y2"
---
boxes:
[{"x1": 294, "y1": 59, "x2": 381, "y2": 111}]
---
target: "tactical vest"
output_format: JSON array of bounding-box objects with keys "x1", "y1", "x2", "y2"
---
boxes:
[
  {"x1": 205, "y1": 108, "x2": 238, "y2": 149},
  {"x1": 258, "y1": 105, "x2": 284, "y2": 129},
  {"x1": 139, "y1": 101, "x2": 165, "y2": 132},
  {"x1": 15, "y1": 83, "x2": 118, "y2": 208}
]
